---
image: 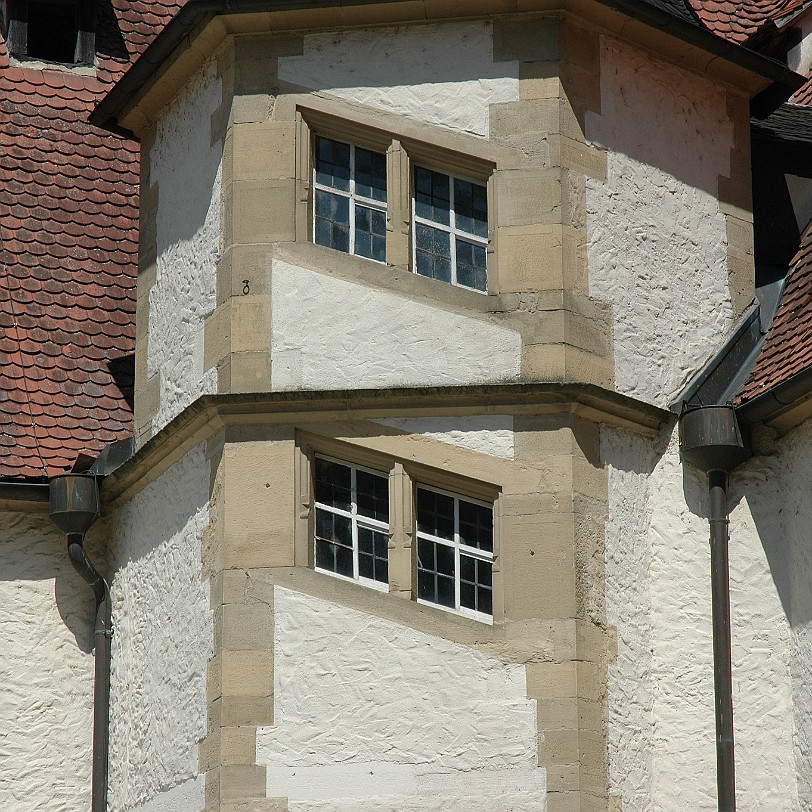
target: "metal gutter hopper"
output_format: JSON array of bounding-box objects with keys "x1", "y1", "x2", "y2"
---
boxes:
[{"x1": 679, "y1": 405, "x2": 751, "y2": 473}]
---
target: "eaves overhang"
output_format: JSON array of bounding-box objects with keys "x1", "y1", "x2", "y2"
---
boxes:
[
  {"x1": 99, "y1": 383, "x2": 673, "y2": 506},
  {"x1": 736, "y1": 366, "x2": 812, "y2": 427},
  {"x1": 90, "y1": 0, "x2": 806, "y2": 134}
]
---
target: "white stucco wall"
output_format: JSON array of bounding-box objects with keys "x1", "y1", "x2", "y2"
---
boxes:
[
  {"x1": 278, "y1": 21, "x2": 519, "y2": 138},
  {"x1": 586, "y1": 39, "x2": 734, "y2": 408},
  {"x1": 788, "y1": 12, "x2": 812, "y2": 77},
  {"x1": 257, "y1": 587, "x2": 544, "y2": 810},
  {"x1": 374, "y1": 415, "x2": 515, "y2": 459},
  {"x1": 0, "y1": 510, "x2": 94, "y2": 811},
  {"x1": 147, "y1": 61, "x2": 222, "y2": 436},
  {"x1": 602, "y1": 425, "x2": 800, "y2": 810},
  {"x1": 271, "y1": 261, "x2": 522, "y2": 390},
  {"x1": 107, "y1": 445, "x2": 212, "y2": 812}
]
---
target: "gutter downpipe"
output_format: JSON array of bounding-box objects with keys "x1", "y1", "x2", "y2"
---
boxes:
[
  {"x1": 49, "y1": 475, "x2": 111, "y2": 812},
  {"x1": 679, "y1": 405, "x2": 750, "y2": 812}
]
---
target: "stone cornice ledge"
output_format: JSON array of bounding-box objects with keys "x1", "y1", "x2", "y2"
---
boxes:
[{"x1": 101, "y1": 383, "x2": 673, "y2": 507}]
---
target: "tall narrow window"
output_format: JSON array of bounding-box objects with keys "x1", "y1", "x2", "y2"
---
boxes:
[
  {"x1": 413, "y1": 167, "x2": 488, "y2": 293},
  {"x1": 313, "y1": 456, "x2": 390, "y2": 589},
  {"x1": 416, "y1": 486, "x2": 493, "y2": 619},
  {"x1": 313, "y1": 136, "x2": 387, "y2": 263}
]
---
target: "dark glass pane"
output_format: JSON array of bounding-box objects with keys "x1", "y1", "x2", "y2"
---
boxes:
[
  {"x1": 315, "y1": 137, "x2": 351, "y2": 191},
  {"x1": 476, "y1": 558, "x2": 492, "y2": 589},
  {"x1": 314, "y1": 458, "x2": 351, "y2": 510},
  {"x1": 355, "y1": 206, "x2": 387, "y2": 263},
  {"x1": 456, "y1": 240, "x2": 487, "y2": 292},
  {"x1": 315, "y1": 508, "x2": 352, "y2": 546},
  {"x1": 417, "y1": 488, "x2": 454, "y2": 539},
  {"x1": 315, "y1": 538, "x2": 335, "y2": 572},
  {"x1": 358, "y1": 528, "x2": 388, "y2": 584},
  {"x1": 357, "y1": 469, "x2": 389, "y2": 522},
  {"x1": 355, "y1": 147, "x2": 387, "y2": 202},
  {"x1": 436, "y1": 542, "x2": 455, "y2": 577},
  {"x1": 460, "y1": 554, "x2": 492, "y2": 614},
  {"x1": 316, "y1": 538, "x2": 352, "y2": 578},
  {"x1": 460, "y1": 581, "x2": 475, "y2": 611},
  {"x1": 454, "y1": 178, "x2": 488, "y2": 238},
  {"x1": 417, "y1": 567, "x2": 434, "y2": 602},
  {"x1": 415, "y1": 224, "x2": 452, "y2": 284},
  {"x1": 437, "y1": 574, "x2": 455, "y2": 608},
  {"x1": 414, "y1": 167, "x2": 450, "y2": 225},
  {"x1": 314, "y1": 191, "x2": 350, "y2": 253},
  {"x1": 477, "y1": 584, "x2": 493, "y2": 615},
  {"x1": 334, "y1": 542, "x2": 353, "y2": 578},
  {"x1": 417, "y1": 539, "x2": 435, "y2": 601},
  {"x1": 27, "y1": 1, "x2": 78, "y2": 63},
  {"x1": 458, "y1": 499, "x2": 493, "y2": 551}
]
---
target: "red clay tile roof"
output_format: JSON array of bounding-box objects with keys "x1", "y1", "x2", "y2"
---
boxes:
[
  {"x1": 737, "y1": 218, "x2": 812, "y2": 403},
  {"x1": 688, "y1": 0, "x2": 810, "y2": 43},
  {"x1": 0, "y1": 0, "x2": 184, "y2": 480}
]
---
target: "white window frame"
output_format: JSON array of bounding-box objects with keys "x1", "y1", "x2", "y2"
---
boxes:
[
  {"x1": 411, "y1": 166, "x2": 489, "y2": 294},
  {"x1": 415, "y1": 483, "x2": 494, "y2": 624},
  {"x1": 313, "y1": 454, "x2": 390, "y2": 592},
  {"x1": 312, "y1": 136, "x2": 387, "y2": 264}
]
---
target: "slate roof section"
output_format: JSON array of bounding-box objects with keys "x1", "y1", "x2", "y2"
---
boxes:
[
  {"x1": 737, "y1": 218, "x2": 812, "y2": 403},
  {"x1": 752, "y1": 99, "x2": 812, "y2": 140},
  {"x1": 0, "y1": 0, "x2": 184, "y2": 480},
  {"x1": 688, "y1": 0, "x2": 810, "y2": 43}
]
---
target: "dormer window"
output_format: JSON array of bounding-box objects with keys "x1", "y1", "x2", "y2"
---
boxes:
[{"x1": 4, "y1": 0, "x2": 95, "y2": 65}]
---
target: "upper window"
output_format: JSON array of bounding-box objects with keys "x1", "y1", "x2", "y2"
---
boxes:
[
  {"x1": 4, "y1": 0, "x2": 94, "y2": 64},
  {"x1": 416, "y1": 485, "x2": 493, "y2": 620},
  {"x1": 413, "y1": 167, "x2": 488, "y2": 293},
  {"x1": 313, "y1": 456, "x2": 390, "y2": 590},
  {"x1": 311, "y1": 131, "x2": 490, "y2": 294},
  {"x1": 313, "y1": 136, "x2": 387, "y2": 264}
]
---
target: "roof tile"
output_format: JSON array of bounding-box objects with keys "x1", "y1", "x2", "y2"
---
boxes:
[{"x1": 0, "y1": 0, "x2": 184, "y2": 479}]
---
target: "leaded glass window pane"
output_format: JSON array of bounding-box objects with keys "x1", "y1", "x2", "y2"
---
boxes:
[
  {"x1": 412, "y1": 165, "x2": 488, "y2": 292},
  {"x1": 313, "y1": 457, "x2": 390, "y2": 588},
  {"x1": 415, "y1": 486, "x2": 494, "y2": 620},
  {"x1": 313, "y1": 136, "x2": 387, "y2": 263}
]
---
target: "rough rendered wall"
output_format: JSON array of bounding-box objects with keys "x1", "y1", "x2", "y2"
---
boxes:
[
  {"x1": 148, "y1": 61, "x2": 222, "y2": 433},
  {"x1": 257, "y1": 587, "x2": 544, "y2": 811},
  {"x1": 271, "y1": 261, "x2": 522, "y2": 390},
  {"x1": 374, "y1": 415, "x2": 515, "y2": 460},
  {"x1": 602, "y1": 426, "x2": 798, "y2": 810},
  {"x1": 277, "y1": 21, "x2": 519, "y2": 137},
  {"x1": 740, "y1": 419, "x2": 812, "y2": 807},
  {"x1": 107, "y1": 445, "x2": 212, "y2": 812},
  {"x1": 0, "y1": 511, "x2": 94, "y2": 811},
  {"x1": 586, "y1": 40, "x2": 733, "y2": 408}
]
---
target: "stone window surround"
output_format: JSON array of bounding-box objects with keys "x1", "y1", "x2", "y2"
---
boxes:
[
  {"x1": 294, "y1": 102, "x2": 504, "y2": 296},
  {"x1": 294, "y1": 430, "x2": 503, "y2": 625}
]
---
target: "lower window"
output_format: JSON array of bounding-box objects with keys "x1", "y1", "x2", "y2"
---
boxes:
[
  {"x1": 313, "y1": 456, "x2": 389, "y2": 588},
  {"x1": 416, "y1": 485, "x2": 493, "y2": 620},
  {"x1": 308, "y1": 450, "x2": 495, "y2": 622}
]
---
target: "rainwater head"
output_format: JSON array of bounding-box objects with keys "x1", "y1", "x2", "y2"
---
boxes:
[
  {"x1": 49, "y1": 474, "x2": 100, "y2": 540},
  {"x1": 679, "y1": 405, "x2": 750, "y2": 474}
]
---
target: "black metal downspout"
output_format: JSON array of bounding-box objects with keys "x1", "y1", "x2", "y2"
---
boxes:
[
  {"x1": 708, "y1": 469, "x2": 736, "y2": 812},
  {"x1": 67, "y1": 533, "x2": 112, "y2": 812},
  {"x1": 49, "y1": 475, "x2": 111, "y2": 812},
  {"x1": 679, "y1": 406, "x2": 750, "y2": 812}
]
